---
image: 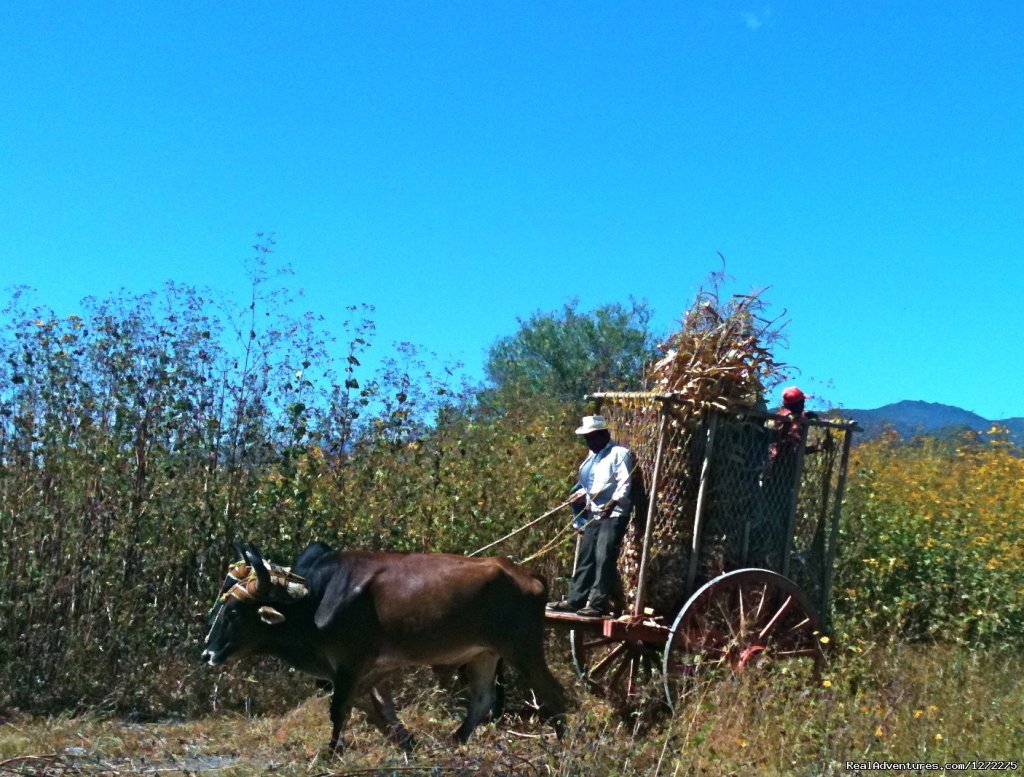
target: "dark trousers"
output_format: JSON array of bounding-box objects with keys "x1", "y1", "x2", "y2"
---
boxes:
[{"x1": 568, "y1": 513, "x2": 628, "y2": 611}]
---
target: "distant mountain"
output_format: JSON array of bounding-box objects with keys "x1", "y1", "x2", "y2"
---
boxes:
[{"x1": 833, "y1": 400, "x2": 1024, "y2": 446}]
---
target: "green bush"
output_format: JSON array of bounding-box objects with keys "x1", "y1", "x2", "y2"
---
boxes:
[
  {"x1": 834, "y1": 430, "x2": 1024, "y2": 647},
  {"x1": 0, "y1": 261, "x2": 584, "y2": 715}
]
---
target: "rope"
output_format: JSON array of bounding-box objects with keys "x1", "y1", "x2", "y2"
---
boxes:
[
  {"x1": 467, "y1": 500, "x2": 573, "y2": 557},
  {"x1": 468, "y1": 450, "x2": 642, "y2": 560},
  {"x1": 518, "y1": 519, "x2": 577, "y2": 563},
  {"x1": 471, "y1": 502, "x2": 614, "y2": 564}
]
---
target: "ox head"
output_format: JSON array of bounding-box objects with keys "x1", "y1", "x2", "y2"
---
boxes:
[{"x1": 201, "y1": 543, "x2": 309, "y2": 666}]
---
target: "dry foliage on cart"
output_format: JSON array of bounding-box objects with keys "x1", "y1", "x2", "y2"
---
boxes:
[{"x1": 602, "y1": 283, "x2": 792, "y2": 617}]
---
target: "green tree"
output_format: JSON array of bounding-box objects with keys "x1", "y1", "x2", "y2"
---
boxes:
[{"x1": 484, "y1": 299, "x2": 658, "y2": 404}]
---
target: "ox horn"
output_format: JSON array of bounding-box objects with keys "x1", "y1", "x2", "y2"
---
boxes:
[
  {"x1": 258, "y1": 606, "x2": 286, "y2": 625},
  {"x1": 244, "y1": 543, "x2": 272, "y2": 597}
]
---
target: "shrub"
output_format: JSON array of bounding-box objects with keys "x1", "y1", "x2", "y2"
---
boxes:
[{"x1": 834, "y1": 428, "x2": 1024, "y2": 647}]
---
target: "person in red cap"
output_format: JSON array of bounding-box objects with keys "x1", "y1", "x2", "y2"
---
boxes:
[
  {"x1": 757, "y1": 387, "x2": 825, "y2": 569},
  {"x1": 782, "y1": 386, "x2": 807, "y2": 406},
  {"x1": 775, "y1": 386, "x2": 817, "y2": 454}
]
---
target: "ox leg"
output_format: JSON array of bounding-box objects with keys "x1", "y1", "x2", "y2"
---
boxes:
[
  {"x1": 362, "y1": 684, "x2": 416, "y2": 751},
  {"x1": 508, "y1": 642, "x2": 567, "y2": 739},
  {"x1": 434, "y1": 662, "x2": 504, "y2": 721},
  {"x1": 431, "y1": 664, "x2": 459, "y2": 687},
  {"x1": 452, "y1": 651, "x2": 501, "y2": 744},
  {"x1": 327, "y1": 670, "x2": 357, "y2": 753},
  {"x1": 491, "y1": 659, "x2": 506, "y2": 720}
]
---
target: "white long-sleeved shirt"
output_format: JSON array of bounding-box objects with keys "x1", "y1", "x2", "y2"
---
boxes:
[{"x1": 577, "y1": 442, "x2": 634, "y2": 519}]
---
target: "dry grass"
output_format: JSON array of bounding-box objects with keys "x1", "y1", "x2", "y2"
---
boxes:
[{"x1": 2, "y1": 644, "x2": 1019, "y2": 776}]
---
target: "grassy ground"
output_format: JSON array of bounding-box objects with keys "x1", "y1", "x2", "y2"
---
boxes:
[{"x1": 1, "y1": 643, "x2": 1020, "y2": 776}]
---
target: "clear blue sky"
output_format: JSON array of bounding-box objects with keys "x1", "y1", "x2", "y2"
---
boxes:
[{"x1": 3, "y1": 3, "x2": 1022, "y2": 419}]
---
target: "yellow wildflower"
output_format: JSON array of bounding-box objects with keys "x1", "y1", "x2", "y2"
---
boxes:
[
  {"x1": 914, "y1": 709, "x2": 924, "y2": 719},
  {"x1": 822, "y1": 680, "x2": 832, "y2": 688}
]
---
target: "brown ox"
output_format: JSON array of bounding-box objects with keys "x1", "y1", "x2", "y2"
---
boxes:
[{"x1": 201, "y1": 543, "x2": 566, "y2": 751}]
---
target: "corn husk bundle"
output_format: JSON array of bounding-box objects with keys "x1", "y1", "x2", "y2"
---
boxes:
[
  {"x1": 614, "y1": 286, "x2": 788, "y2": 617},
  {"x1": 648, "y1": 289, "x2": 784, "y2": 414}
]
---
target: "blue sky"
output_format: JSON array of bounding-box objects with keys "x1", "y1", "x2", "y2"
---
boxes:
[{"x1": 3, "y1": 3, "x2": 1022, "y2": 419}]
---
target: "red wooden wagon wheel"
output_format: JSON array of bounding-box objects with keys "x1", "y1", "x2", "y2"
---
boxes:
[
  {"x1": 662, "y1": 568, "x2": 826, "y2": 709},
  {"x1": 569, "y1": 626, "x2": 662, "y2": 707}
]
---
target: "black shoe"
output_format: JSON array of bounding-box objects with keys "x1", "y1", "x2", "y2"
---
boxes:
[
  {"x1": 576, "y1": 606, "x2": 607, "y2": 618},
  {"x1": 546, "y1": 600, "x2": 576, "y2": 613}
]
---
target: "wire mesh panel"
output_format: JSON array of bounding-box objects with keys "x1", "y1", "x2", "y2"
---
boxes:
[
  {"x1": 593, "y1": 393, "x2": 855, "y2": 623},
  {"x1": 599, "y1": 395, "x2": 705, "y2": 617},
  {"x1": 700, "y1": 412, "x2": 854, "y2": 617},
  {"x1": 699, "y1": 414, "x2": 774, "y2": 574},
  {"x1": 788, "y1": 423, "x2": 851, "y2": 617}
]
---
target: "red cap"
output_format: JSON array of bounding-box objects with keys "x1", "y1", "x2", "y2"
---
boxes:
[{"x1": 782, "y1": 386, "x2": 807, "y2": 405}]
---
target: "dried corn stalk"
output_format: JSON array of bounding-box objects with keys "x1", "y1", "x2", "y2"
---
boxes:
[
  {"x1": 648, "y1": 287, "x2": 785, "y2": 414},
  {"x1": 612, "y1": 283, "x2": 788, "y2": 616}
]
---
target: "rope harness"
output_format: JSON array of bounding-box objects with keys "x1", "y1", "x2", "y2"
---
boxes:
[
  {"x1": 219, "y1": 559, "x2": 310, "y2": 603},
  {"x1": 467, "y1": 500, "x2": 574, "y2": 557},
  {"x1": 469, "y1": 458, "x2": 641, "y2": 562},
  {"x1": 205, "y1": 554, "x2": 309, "y2": 645}
]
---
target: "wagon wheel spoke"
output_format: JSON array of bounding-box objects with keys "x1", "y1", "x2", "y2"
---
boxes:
[
  {"x1": 753, "y1": 580, "x2": 769, "y2": 622},
  {"x1": 626, "y1": 648, "x2": 660, "y2": 697},
  {"x1": 757, "y1": 595, "x2": 793, "y2": 640},
  {"x1": 588, "y1": 642, "x2": 628, "y2": 680},
  {"x1": 773, "y1": 648, "x2": 822, "y2": 658},
  {"x1": 770, "y1": 616, "x2": 815, "y2": 649},
  {"x1": 571, "y1": 627, "x2": 664, "y2": 709},
  {"x1": 738, "y1": 585, "x2": 746, "y2": 638},
  {"x1": 580, "y1": 636, "x2": 617, "y2": 651},
  {"x1": 605, "y1": 648, "x2": 633, "y2": 691},
  {"x1": 678, "y1": 617, "x2": 731, "y2": 654}
]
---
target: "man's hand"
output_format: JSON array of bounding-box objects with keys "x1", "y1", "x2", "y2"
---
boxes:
[
  {"x1": 569, "y1": 488, "x2": 587, "y2": 509},
  {"x1": 599, "y1": 500, "x2": 617, "y2": 519}
]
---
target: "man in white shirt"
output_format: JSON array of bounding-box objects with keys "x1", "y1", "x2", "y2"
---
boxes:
[{"x1": 547, "y1": 415, "x2": 634, "y2": 618}]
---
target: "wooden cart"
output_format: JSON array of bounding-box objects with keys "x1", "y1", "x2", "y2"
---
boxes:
[{"x1": 545, "y1": 392, "x2": 859, "y2": 708}]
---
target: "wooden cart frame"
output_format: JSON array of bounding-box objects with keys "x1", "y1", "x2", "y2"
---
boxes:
[{"x1": 546, "y1": 391, "x2": 859, "y2": 707}]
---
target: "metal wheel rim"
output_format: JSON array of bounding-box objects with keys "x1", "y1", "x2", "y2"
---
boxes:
[{"x1": 662, "y1": 568, "x2": 825, "y2": 709}]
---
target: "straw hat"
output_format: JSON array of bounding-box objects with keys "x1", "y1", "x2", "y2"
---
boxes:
[{"x1": 575, "y1": 415, "x2": 609, "y2": 435}]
